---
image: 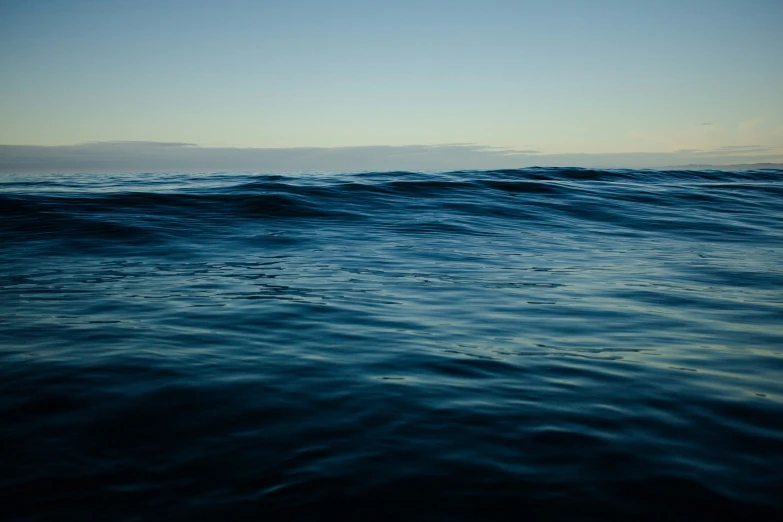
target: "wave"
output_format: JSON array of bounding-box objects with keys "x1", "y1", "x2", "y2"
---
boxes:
[{"x1": 2, "y1": 168, "x2": 780, "y2": 246}]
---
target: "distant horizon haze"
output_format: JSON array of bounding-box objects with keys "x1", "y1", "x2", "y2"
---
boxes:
[{"x1": 1, "y1": 141, "x2": 781, "y2": 174}]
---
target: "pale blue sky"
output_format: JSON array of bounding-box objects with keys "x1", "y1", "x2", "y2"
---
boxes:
[{"x1": 1, "y1": 0, "x2": 781, "y2": 164}]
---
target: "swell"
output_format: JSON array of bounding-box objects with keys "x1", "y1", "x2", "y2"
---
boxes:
[{"x1": 1, "y1": 168, "x2": 781, "y2": 245}]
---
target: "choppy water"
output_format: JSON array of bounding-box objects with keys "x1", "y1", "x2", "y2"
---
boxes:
[{"x1": 2, "y1": 168, "x2": 782, "y2": 521}]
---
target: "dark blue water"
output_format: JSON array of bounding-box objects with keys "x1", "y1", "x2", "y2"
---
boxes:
[{"x1": 2, "y1": 168, "x2": 782, "y2": 521}]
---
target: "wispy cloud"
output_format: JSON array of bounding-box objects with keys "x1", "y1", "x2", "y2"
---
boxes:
[
  {"x1": 716, "y1": 145, "x2": 769, "y2": 152},
  {"x1": 629, "y1": 118, "x2": 783, "y2": 154},
  {"x1": 689, "y1": 145, "x2": 779, "y2": 156},
  {"x1": 1, "y1": 142, "x2": 782, "y2": 173},
  {"x1": 0, "y1": 142, "x2": 539, "y2": 173}
]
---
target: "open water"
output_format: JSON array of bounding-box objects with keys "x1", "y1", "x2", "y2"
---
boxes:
[{"x1": 1, "y1": 168, "x2": 782, "y2": 521}]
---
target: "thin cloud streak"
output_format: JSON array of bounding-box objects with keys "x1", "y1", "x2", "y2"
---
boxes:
[{"x1": 1, "y1": 142, "x2": 781, "y2": 174}]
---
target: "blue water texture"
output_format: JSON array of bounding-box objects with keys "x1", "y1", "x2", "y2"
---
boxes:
[{"x1": 2, "y1": 168, "x2": 782, "y2": 521}]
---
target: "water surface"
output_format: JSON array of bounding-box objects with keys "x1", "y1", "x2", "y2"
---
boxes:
[{"x1": 2, "y1": 168, "x2": 782, "y2": 520}]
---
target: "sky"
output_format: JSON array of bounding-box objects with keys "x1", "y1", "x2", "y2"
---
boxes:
[{"x1": 1, "y1": 0, "x2": 782, "y2": 171}]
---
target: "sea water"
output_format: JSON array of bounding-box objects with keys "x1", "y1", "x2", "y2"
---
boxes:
[{"x1": 1, "y1": 168, "x2": 782, "y2": 520}]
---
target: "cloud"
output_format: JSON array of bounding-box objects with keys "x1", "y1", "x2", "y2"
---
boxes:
[
  {"x1": 630, "y1": 118, "x2": 783, "y2": 154},
  {"x1": 689, "y1": 145, "x2": 779, "y2": 156},
  {"x1": 716, "y1": 145, "x2": 768, "y2": 152},
  {"x1": 83, "y1": 141, "x2": 199, "y2": 147},
  {"x1": 1, "y1": 141, "x2": 782, "y2": 173},
  {"x1": 718, "y1": 145, "x2": 760, "y2": 150},
  {"x1": 0, "y1": 142, "x2": 540, "y2": 173}
]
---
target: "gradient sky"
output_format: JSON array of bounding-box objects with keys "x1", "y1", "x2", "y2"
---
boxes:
[{"x1": 1, "y1": 0, "x2": 782, "y2": 164}]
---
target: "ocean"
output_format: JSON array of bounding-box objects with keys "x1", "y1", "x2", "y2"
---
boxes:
[{"x1": 1, "y1": 168, "x2": 782, "y2": 521}]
